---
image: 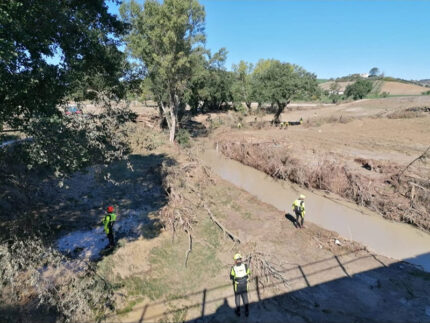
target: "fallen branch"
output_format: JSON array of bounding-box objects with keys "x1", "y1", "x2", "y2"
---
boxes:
[
  {"x1": 184, "y1": 230, "x2": 192, "y2": 268},
  {"x1": 409, "y1": 182, "x2": 429, "y2": 192},
  {"x1": 397, "y1": 145, "x2": 430, "y2": 180},
  {"x1": 249, "y1": 252, "x2": 290, "y2": 291},
  {"x1": 204, "y1": 204, "x2": 241, "y2": 243}
]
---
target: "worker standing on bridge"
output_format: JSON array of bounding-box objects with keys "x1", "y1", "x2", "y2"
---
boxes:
[
  {"x1": 292, "y1": 194, "x2": 306, "y2": 228},
  {"x1": 102, "y1": 206, "x2": 117, "y2": 248},
  {"x1": 230, "y1": 253, "x2": 250, "y2": 317}
]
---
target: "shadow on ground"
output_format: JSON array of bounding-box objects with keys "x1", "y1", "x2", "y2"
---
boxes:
[
  {"x1": 1, "y1": 153, "x2": 176, "y2": 257},
  {"x1": 0, "y1": 303, "x2": 58, "y2": 323},
  {"x1": 112, "y1": 251, "x2": 430, "y2": 323},
  {"x1": 285, "y1": 213, "x2": 298, "y2": 228}
]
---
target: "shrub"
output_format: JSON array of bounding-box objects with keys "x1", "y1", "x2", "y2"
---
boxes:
[
  {"x1": 176, "y1": 129, "x2": 191, "y2": 148},
  {"x1": 345, "y1": 79, "x2": 373, "y2": 100}
]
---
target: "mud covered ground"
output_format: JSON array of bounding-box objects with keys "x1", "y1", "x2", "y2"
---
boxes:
[
  {"x1": 2, "y1": 100, "x2": 430, "y2": 322},
  {"x1": 205, "y1": 96, "x2": 430, "y2": 231}
]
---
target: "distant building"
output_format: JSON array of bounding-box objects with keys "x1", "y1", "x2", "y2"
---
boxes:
[
  {"x1": 359, "y1": 73, "x2": 369, "y2": 78},
  {"x1": 328, "y1": 90, "x2": 344, "y2": 95}
]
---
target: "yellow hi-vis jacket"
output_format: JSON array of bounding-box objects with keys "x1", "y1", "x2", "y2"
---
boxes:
[
  {"x1": 230, "y1": 263, "x2": 250, "y2": 292},
  {"x1": 292, "y1": 199, "x2": 305, "y2": 217},
  {"x1": 102, "y1": 213, "x2": 117, "y2": 234}
]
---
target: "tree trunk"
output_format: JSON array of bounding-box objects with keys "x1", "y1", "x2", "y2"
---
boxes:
[
  {"x1": 168, "y1": 93, "x2": 180, "y2": 143},
  {"x1": 273, "y1": 100, "x2": 289, "y2": 124},
  {"x1": 169, "y1": 105, "x2": 176, "y2": 142},
  {"x1": 159, "y1": 101, "x2": 171, "y2": 129}
]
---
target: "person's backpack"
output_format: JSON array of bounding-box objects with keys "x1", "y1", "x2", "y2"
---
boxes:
[{"x1": 294, "y1": 201, "x2": 303, "y2": 213}]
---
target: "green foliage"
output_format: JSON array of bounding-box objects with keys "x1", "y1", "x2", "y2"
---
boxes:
[
  {"x1": 137, "y1": 130, "x2": 167, "y2": 152},
  {"x1": 345, "y1": 79, "x2": 373, "y2": 100},
  {"x1": 0, "y1": 0, "x2": 127, "y2": 129},
  {"x1": 121, "y1": 0, "x2": 206, "y2": 142},
  {"x1": 369, "y1": 67, "x2": 380, "y2": 77},
  {"x1": 187, "y1": 48, "x2": 234, "y2": 113},
  {"x1": 422, "y1": 90, "x2": 430, "y2": 95},
  {"x1": 0, "y1": 0, "x2": 136, "y2": 178},
  {"x1": 176, "y1": 129, "x2": 191, "y2": 148},
  {"x1": 231, "y1": 60, "x2": 254, "y2": 110},
  {"x1": 252, "y1": 59, "x2": 318, "y2": 122},
  {"x1": 335, "y1": 74, "x2": 361, "y2": 82},
  {"x1": 18, "y1": 104, "x2": 136, "y2": 177}
]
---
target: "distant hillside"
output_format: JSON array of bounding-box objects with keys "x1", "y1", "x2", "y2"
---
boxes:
[
  {"x1": 320, "y1": 80, "x2": 429, "y2": 96},
  {"x1": 380, "y1": 81, "x2": 429, "y2": 95},
  {"x1": 319, "y1": 81, "x2": 353, "y2": 92},
  {"x1": 419, "y1": 79, "x2": 430, "y2": 86}
]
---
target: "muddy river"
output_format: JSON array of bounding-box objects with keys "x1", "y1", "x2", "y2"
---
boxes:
[{"x1": 201, "y1": 148, "x2": 430, "y2": 272}]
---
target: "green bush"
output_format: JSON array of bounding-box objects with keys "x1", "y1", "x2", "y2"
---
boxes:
[
  {"x1": 176, "y1": 129, "x2": 191, "y2": 148},
  {"x1": 345, "y1": 79, "x2": 373, "y2": 100}
]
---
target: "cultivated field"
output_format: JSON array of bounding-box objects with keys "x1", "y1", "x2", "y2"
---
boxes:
[{"x1": 320, "y1": 80, "x2": 429, "y2": 95}]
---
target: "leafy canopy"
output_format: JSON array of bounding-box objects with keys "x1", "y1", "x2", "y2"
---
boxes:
[
  {"x1": 0, "y1": 0, "x2": 136, "y2": 176},
  {"x1": 121, "y1": 0, "x2": 205, "y2": 141},
  {"x1": 345, "y1": 79, "x2": 373, "y2": 100},
  {"x1": 187, "y1": 48, "x2": 234, "y2": 113},
  {"x1": 252, "y1": 59, "x2": 318, "y2": 122},
  {"x1": 0, "y1": 0, "x2": 128, "y2": 129}
]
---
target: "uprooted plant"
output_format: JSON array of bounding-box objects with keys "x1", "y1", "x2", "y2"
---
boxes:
[{"x1": 0, "y1": 237, "x2": 115, "y2": 323}]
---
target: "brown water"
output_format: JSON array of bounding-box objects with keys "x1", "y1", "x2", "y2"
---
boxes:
[{"x1": 201, "y1": 148, "x2": 430, "y2": 272}]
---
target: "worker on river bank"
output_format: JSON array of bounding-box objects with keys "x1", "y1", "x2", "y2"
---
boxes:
[
  {"x1": 102, "y1": 206, "x2": 117, "y2": 248},
  {"x1": 292, "y1": 194, "x2": 306, "y2": 228},
  {"x1": 230, "y1": 253, "x2": 250, "y2": 317}
]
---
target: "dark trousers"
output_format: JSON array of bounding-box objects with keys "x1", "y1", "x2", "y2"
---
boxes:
[
  {"x1": 295, "y1": 211, "x2": 304, "y2": 227},
  {"x1": 107, "y1": 228, "x2": 115, "y2": 247},
  {"x1": 234, "y1": 283, "x2": 249, "y2": 314},
  {"x1": 235, "y1": 291, "x2": 249, "y2": 307}
]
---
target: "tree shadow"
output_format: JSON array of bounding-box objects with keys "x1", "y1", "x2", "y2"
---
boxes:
[
  {"x1": 50, "y1": 153, "x2": 177, "y2": 260},
  {"x1": 181, "y1": 118, "x2": 209, "y2": 138},
  {"x1": 0, "y1": 303, "x2": 58, "y2": 323},
  {"x1": 1, "y1": 153, "x2": 176, "y2": 260}
]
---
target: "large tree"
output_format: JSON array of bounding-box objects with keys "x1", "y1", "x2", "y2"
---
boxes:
[
  {"x1": 187, "y1": 48, "x2": 234, "y2": 113},
  {"x1": 0, "y1": 0, "x2": 127, "y2": 129},
  {"x1": 121, "y1": 0, "x2": 205, "y2": 142},
  {"x1": 253, "y1": 59, "x2": 318, "y2": 123},
  {"x1": 0, "y1": 0, "x2": 136, "y2": 177},
  {"x1": 369, "y1": 67, "x2": 380, "y2": 77},
  {"x1": 232, "y1": 60, "x2": 254, "y2": 110}
]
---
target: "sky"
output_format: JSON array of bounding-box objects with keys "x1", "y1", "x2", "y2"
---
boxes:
[{"x1": 108, "y1": 0, "x2": 430, "y2": 80}]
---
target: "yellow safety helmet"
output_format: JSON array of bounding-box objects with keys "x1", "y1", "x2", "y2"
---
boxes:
[
  {"x1": 299, "y1": 194, "x2": 306, "y2": 200},
  {"x1": 233, "y1": 253, "x2": 242, "y2": 260}
]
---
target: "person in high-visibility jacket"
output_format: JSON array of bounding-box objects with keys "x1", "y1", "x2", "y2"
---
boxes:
[
  {"x1": 102, "y1": 206, "x2": 117, "y2": 247},
  {"x1": 230, "y1": 253, "x2": 250, "y2": 317},
  {"x1": 292, "y1": 194, "x2": 306, "y2": 228}
]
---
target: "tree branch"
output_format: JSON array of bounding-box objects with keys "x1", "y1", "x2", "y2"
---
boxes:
[
  {"x1": 397, "y1": 145, "x2": 430, "y2": 180},
  {"x1": 204, "y1": 204, "x2": 241, "y2": 243}
]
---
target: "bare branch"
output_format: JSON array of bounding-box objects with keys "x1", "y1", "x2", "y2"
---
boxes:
[{"x1": 204, "y1": 204, "x2": 241, "y2": 243}]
